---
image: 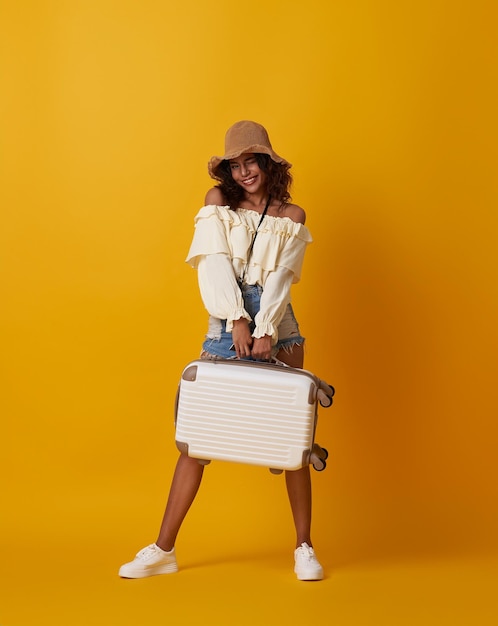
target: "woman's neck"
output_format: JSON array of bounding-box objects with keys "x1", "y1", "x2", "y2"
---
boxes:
[{"x1": 241, "y1": 192, "x2": 270, "y2": 212}]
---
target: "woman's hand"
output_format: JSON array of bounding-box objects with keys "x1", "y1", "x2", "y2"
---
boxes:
[
  {"x1": 251, "y1": 335, "x2": 272, "y2": 361},
  {"x1": 231, "y1": 318, "x2": 253, "y2": 358}
]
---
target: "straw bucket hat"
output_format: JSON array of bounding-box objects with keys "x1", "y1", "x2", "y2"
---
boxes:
[{"x1": 208, "y1": 120, "x2": 291, "y2": 179}]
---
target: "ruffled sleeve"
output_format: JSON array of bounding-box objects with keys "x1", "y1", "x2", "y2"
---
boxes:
[
  {"x1": 186, "y1": 205, "x2": 236, "y2": 268},
  {"x1": 197, "y1": 255, "x2": 252, "y2": 330},
  {"x1": 252, "y1": 265, "x2": 294, "y2": 343},
  {"x1": 276, "y1": 222, "x2": 312, "y2": 282},
  {"x1": 186, "y1": 206, "x2": 252, "y2": 329}
]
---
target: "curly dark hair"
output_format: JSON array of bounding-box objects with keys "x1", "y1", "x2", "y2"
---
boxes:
[{"x1": 213, "y1": 154, "x2": 293, "y2": 210}]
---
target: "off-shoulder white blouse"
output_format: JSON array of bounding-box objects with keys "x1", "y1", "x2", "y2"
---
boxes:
[{"x1": 185, "y1": 205, "x2": 312, "y2": 343}]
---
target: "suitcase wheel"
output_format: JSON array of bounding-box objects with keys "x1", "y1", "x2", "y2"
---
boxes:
[
  {"x1": 310, "y1": 444, "x2": 328, "y2": 471},
  {"x1": 269, "y1": 468, "x2": 283, "y2": 475},
  {"x1": 317, "y1": 381, "x2": 335, "y2": 408},
  {"x1": 317, "y1": 389, "x2": 333, "y2": 408},
  {"x1": 312, "y1": 443, "x2": 328, "y2": 460},
  {"x1": 311, "y1": 457, "x2": 327, "y2": 471},
  {"x1": 197, "y1": 459, "x2": 211, "y2": 466}
]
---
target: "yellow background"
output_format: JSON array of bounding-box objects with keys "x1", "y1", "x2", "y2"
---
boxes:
[{"x1": 1, "y1": 1, "x2": 497, "y2": 624}]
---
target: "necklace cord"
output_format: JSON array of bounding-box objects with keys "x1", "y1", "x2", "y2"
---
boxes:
[{"x1": 239, "y1": 195, "x2": 272, "y2": 285}]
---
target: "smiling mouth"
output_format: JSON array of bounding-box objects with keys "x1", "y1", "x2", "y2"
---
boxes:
[{"x1": 242, "y1": 176, "x2": 257, "y2": 185}]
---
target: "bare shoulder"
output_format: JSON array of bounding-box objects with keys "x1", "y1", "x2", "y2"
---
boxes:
[
  {"x1": 204, "y1": 186, "x2": 226, "y2": 205},
  {"x1": 283, "y1": 202, "x2": 306, "y2": 225}
]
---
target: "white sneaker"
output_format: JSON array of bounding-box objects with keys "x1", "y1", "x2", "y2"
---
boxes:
[
  {"x1": 119, "y1": 544, "x2": 178, "y2": 578},
  {"x1": 294, "y1": 543, "x2": 324, "y2": 581}
]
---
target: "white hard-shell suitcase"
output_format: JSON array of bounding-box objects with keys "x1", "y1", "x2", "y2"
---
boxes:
[{"x1": 174, "y1": 359, "x2": 334, "y2": 473}]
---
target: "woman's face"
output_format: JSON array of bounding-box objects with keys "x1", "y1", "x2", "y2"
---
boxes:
[{"x1": 228, "y1": 153, "x2": 267, "y2": 194}]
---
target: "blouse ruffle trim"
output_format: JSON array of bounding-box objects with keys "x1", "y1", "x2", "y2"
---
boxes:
[
  {"x1": 185, "y1": 205, "x2": 312, "y2": 280},
  {"x1": 197, "y1": 204, "x2": 312, "y2": 240},
  {"x1": 252, "y1": 321, "x2": 277, "y2": 341},
  {"x1": 225, "y1": 308, "x2": 252, "y2": 332}
]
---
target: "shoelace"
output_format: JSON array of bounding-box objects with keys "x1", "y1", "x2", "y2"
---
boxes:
[
  {"x1": 296, "y1": 543, "x2": 315, "y2": 561},
  {"x1": 137, "y1": 545, "x2": 158, "y2": 561}
]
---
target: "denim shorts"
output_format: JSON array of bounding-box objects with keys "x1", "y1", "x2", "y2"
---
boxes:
[{"x1": 201, "y1": 283, "x2": 305, "y2": 359}]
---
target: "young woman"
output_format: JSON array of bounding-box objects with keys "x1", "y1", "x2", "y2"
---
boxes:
[{"x1": 119, "y1": 120, "x2": 324, "y2": 581}]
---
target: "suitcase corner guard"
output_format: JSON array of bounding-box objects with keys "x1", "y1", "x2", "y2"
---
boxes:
[{"x1": 176, "y1": 440, "x2": 211, "y2": 465}]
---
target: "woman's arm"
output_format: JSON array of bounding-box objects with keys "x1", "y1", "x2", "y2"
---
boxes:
[
  {"x1": 249, "y1": 206, "x2": 307, "y2": 360},
  {"x1": 253, "y1": 265, "x2": 294, "y2": 338},
  {"x1": 197, "y1": 254, "x2": 254, "y2": 358},
  {"x1": 197, "y1": 254, "x2": 252, "y2": 327},
  {"x1": 249, "y1": 266, "x2": 294, "y2": 360}
]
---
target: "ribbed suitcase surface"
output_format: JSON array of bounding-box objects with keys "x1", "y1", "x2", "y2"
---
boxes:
[{"x1": 175, "y1": 359, "x2": 321, "y2": 471}]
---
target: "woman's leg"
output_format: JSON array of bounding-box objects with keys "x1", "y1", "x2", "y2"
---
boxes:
[
  {"x1": 275, "y1": 342, "x2": 304, "y2": 370},
  {"x1": 155, "y1": 453, "x2": 204, "y2": 551},
  {"x1": 275, "y1": 343, "x2": 314, "y2": 548},
  {"x1": 285, "y1": 465, "x2": 313, "y2": 547}
]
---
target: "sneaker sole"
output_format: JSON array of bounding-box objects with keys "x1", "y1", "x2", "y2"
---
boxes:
[
  {"x1": 295, "y1": 567, "x2": 324, "y2": 581},
  {"x1": 119, "y1": 562, "x2": 179, "y2": 578}
]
